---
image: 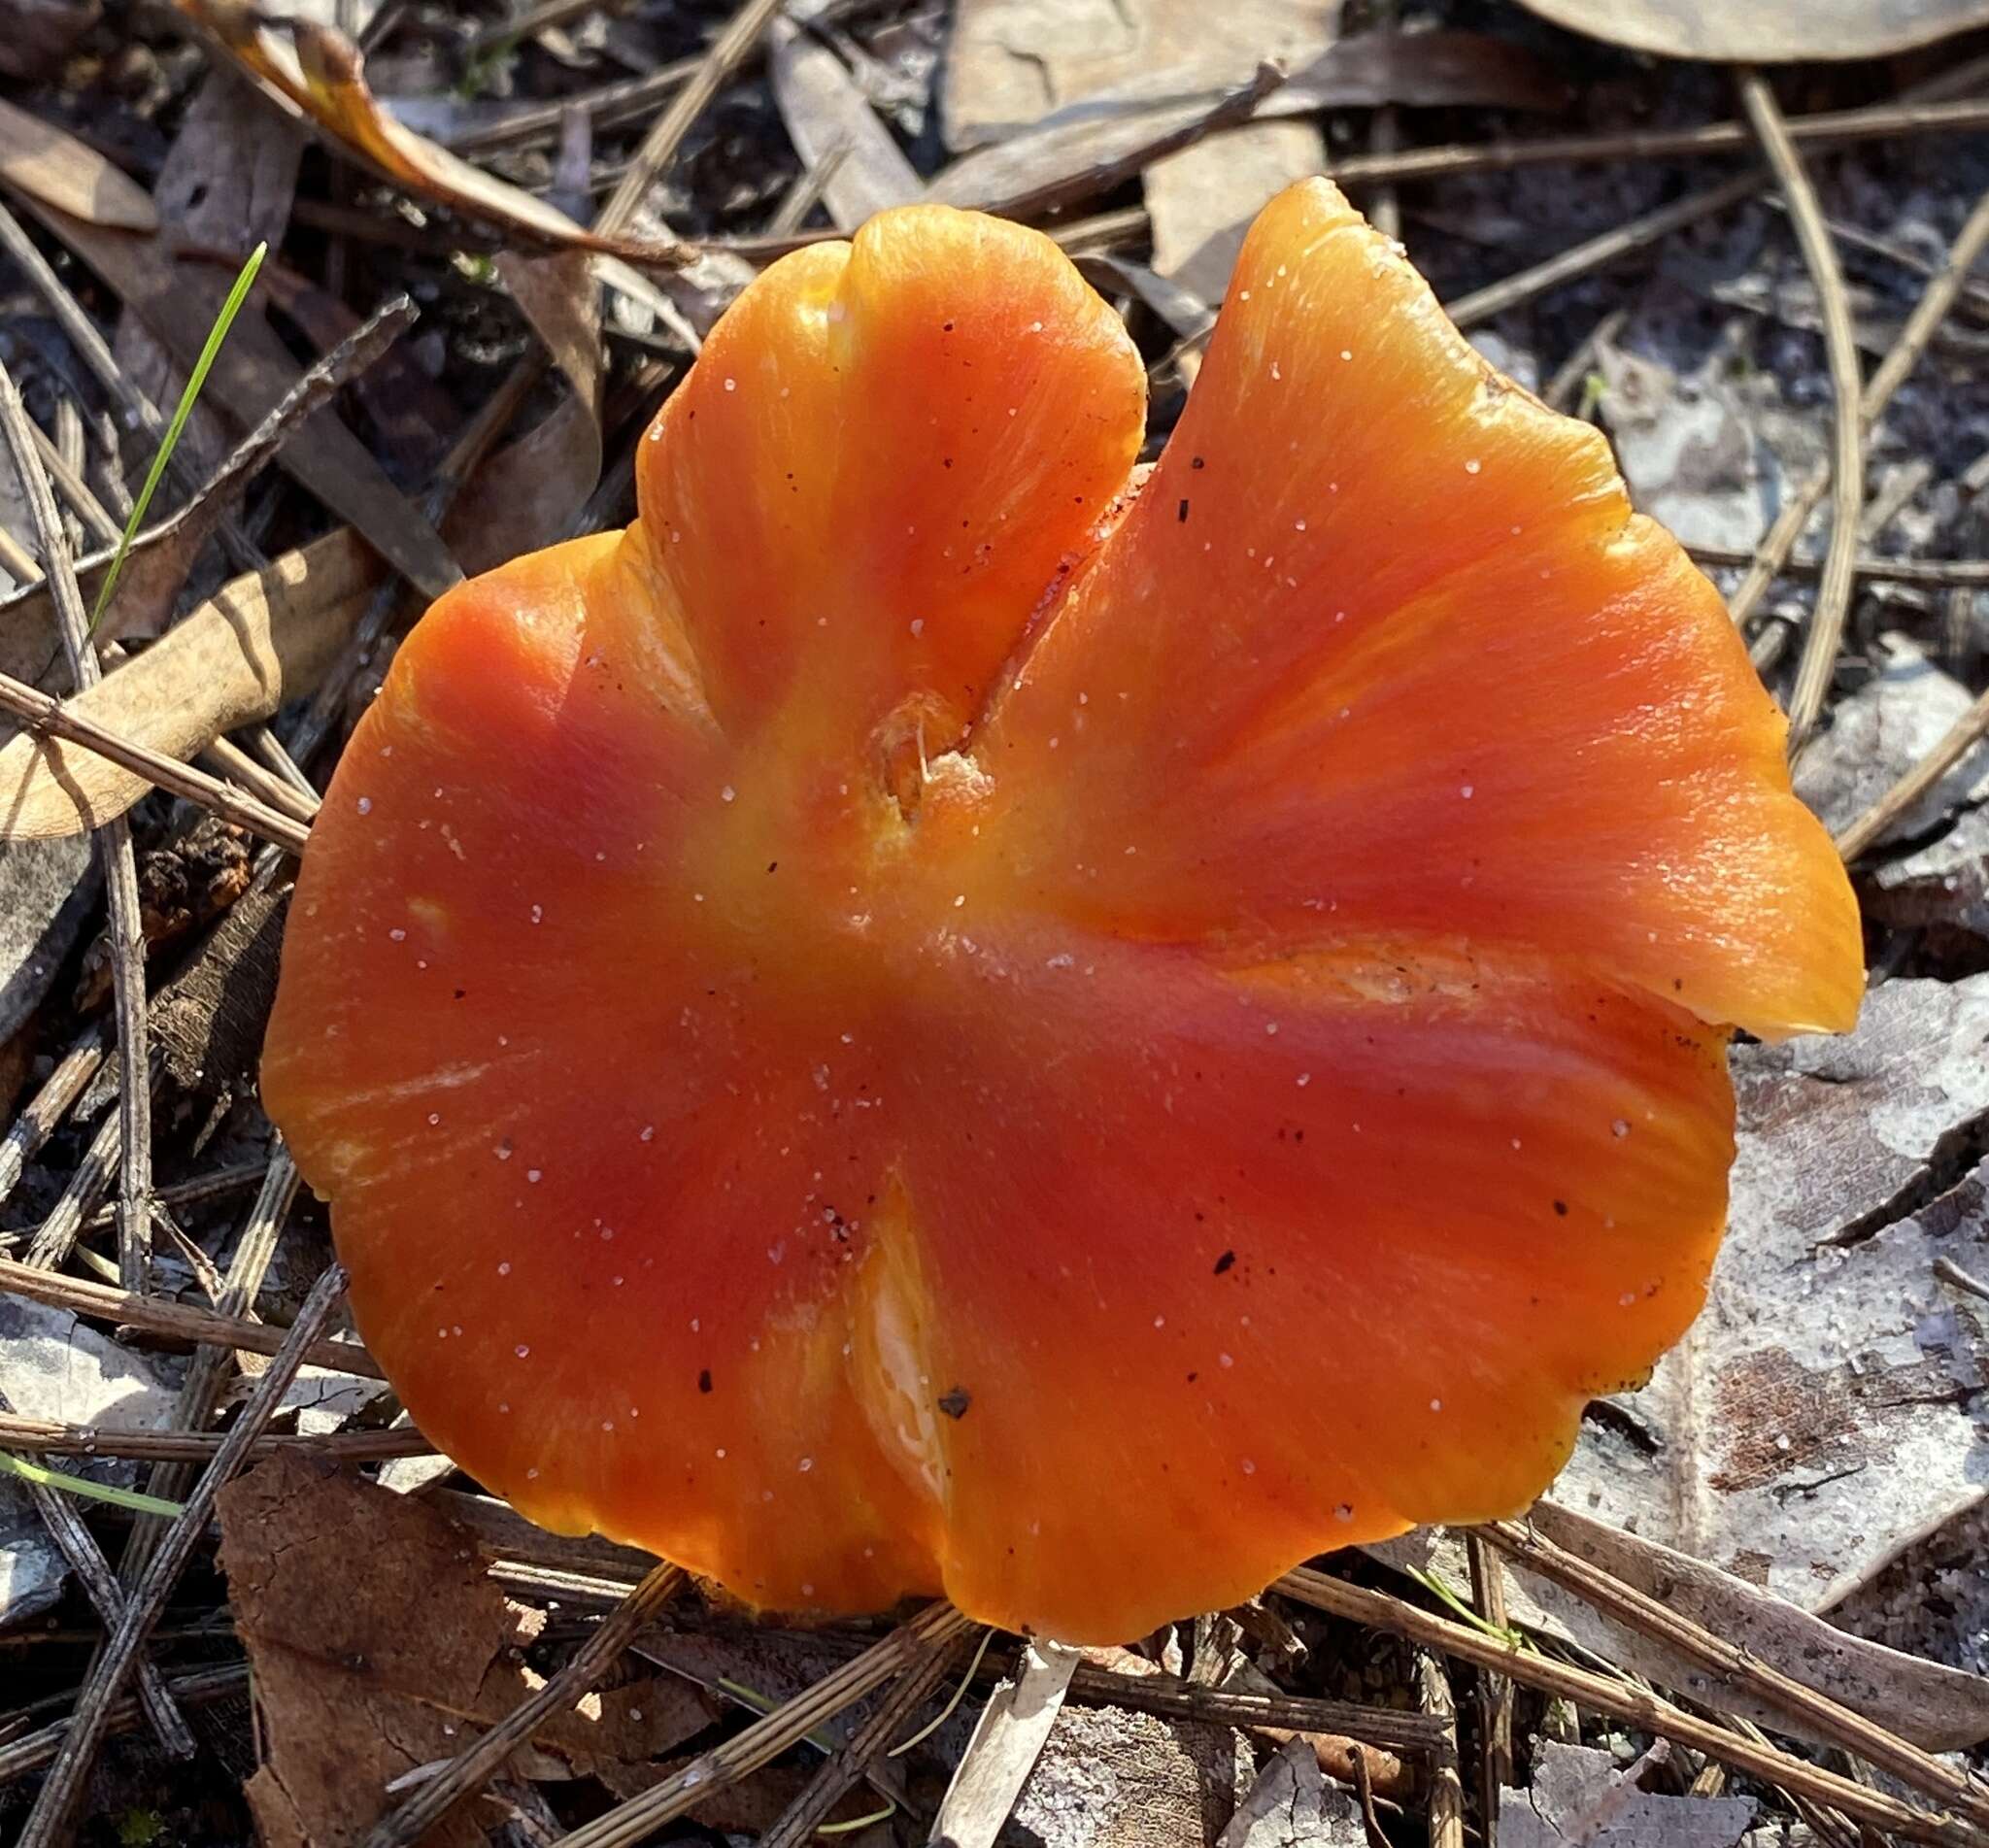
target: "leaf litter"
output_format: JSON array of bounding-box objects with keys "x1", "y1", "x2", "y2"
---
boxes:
[{"x1": 1, "y1": 1, "x2": 1989, "y2": 1845}]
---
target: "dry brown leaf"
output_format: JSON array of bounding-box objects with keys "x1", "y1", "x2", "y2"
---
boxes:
[
  {"x1": 113, "y1": 62, "x2": 302, "y2": 492},
  {"x1": 1513, "y1": 0, "x2": 1989, "y2": 61},
  {"x1": 0, "y1": 528, "x2": 377, "y2": 840},
  {"x1": 219, "y1": 1451, "x2": 715, "y2": 1848},
  {"x1": 0, "y1": 93, "x2": 156, "y2": 230},
  {"x1": 1145, "y1": 121, "x2": 1325, "y2": 306},
  {"x1": 943, "y1": 0, "x2": 1339, "y2": 151},
  {"x1": 771, "y1": 4, "x2": 923, "y2": 229},
  {"x1": 929, "y1": 33, "x2": 1566, "y2": 214},
  {"x1": 491, "y1": 248, "x2": 605, "y2": 545},
  {"x1": 178, "y1": 0, "x2": 686, "y2": 271}
]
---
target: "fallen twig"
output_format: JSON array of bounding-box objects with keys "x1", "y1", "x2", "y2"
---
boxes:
[
  {"x1": 1277, "y1": 1569, "x2": 1978, "y2": 1848},
  {"x1": 1736, "y1": 70, "x2": 1864, "y2": 755},
  {"x1": 0, "y1": 359, "x2": 154, "y2": 1294},
  {"x1": 0, "y1": 1252, "x2": 384, "y2": 1379},
  {"x1": 365, "y1": 1562, "x2": 687, "y2": 1848},
  {"x1": 17, "y1": 1261, "x2": 350, "y2": 1847},
  {"x1": 559, "y1": 1602, "x2": 977, "y2": 1848}
]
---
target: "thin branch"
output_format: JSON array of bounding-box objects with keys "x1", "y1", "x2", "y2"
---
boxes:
[
  {"x1": 1478, "y1": 1520, "x2": 1989, "y2": 1830},
  {"x1": 0, "y1": 1413, "x2": 429, "y2": 1462},
  {"x1": 0, "y1": 360, "x2": 153, "y2": 1294},
  {"x1": 0, "y1": 1388, "x2": 194, "y2": 1761},
  {"x1": 758, "y1": 1622, "x2": 966, "y2": 1848},
  {"x1": 560, "y1": 1602, "x2": 977, "y2": 1848},
  {"x1": 365, "y1": 1562, "x2": 686, "y2": 1848},
  {"x1": 0, "y1": 662, "x2": 313, "y2": 854},
  {"x1": 1276, "y1": 1570, "x2": 1976, "y2": 1848},
  {"x1": 1725, "y1": 183, "x2": 1989, "y2": 634},
  {"x1": 0, "y1": 1663, "x2": 249, "y2": 1786},
  {"x1": 0, "y1": 1025, "x2": 105, "y2": 1209},
  {"x1": 0, "y1": 199, "x2": 262, "y2": 576},
  {"x1": 1416, "y1": 1652, "x2": 1465, "y2": 1848},
  {"x1": 1327, "y1": 95, "x2": 1989, "y2": 189},
  {"x1": 1736, "y1": 71, "x2": 1864, "y2": 755},
  {"x1": 1466, "y1": 1533, "x2": 1513, "y2": 1847},
  {"x1": 1447, "y1": 170, "x2": 1765, "y2": 329},
  {"x1": 119, "y1": 1151, "x2": 303, "y2": 1588},
  {"x1": 1835, "y1": 676, "x2": 1989, "y2": 859},
  {"x1": 595, "y1": 0, "x2": 788, "y2": 240},
  {"x1": 1063, "y1": 1666, "x2": 1449, "y2": 1754},
  {"x1": 0, "y1": 1252, "x2": 385, "y2": 1379},
  {"x1": 1692, "y1": 540, "x2": 1989, "y2": 587},
  {"x1": 17, "y1": 1262, "x2": 351, "y2": 1847}
]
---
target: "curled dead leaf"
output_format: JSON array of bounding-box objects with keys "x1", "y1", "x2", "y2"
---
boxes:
[{"x1": 178, "y1": 0, "x2": 688, "y2": 271}]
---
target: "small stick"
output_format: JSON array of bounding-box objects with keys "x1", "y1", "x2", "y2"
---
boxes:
[
  {"x1": 1736, "y1": 71, "x2": 1864, "y2": 756},
  {"x1": 0, "y1": 662, "x2": 313, "y2": 854},
  {"x1": 1692, "y1": 541, "x2": 1989, "y2": 588},
  {"x1": 1416, "y1": 1652, "x2": 1465, "y2": 1848},
  {"x1": 1837, "y1": 675, "x2": 1989, "y2": 859},
  {"x1": 595, "y1": 0, "x2": 788, "y2": 240},
  {"x1": 1062, "y1": 1667, "x2": 1448, "y2": 1755},
  {"x1": 0, "y1": 1414, "x2": 429, "y2": 1463},
  {"x1": 118, "y1": 1151, "x2": 302, "y2": 1587},
  {"x1": 558, "y1": 1602, "x2": 977, "y2": 1848},
  {"x1": 17, "y1": 1262, "x2": 351, "y2": 1847},
  {"x1": 0, "y1": 1388, "x2": 194, "y2": 1761},
  {"x1": 1726, "y1": 184, "x2": 1989, "y2": 633},
  {"x1": 0, "y1": 1663, "x2": 249, "y2": 1786},
  {"x1": 767, "y1": 139, "x2": 853, "y2": 237},
  {"x1": 21, "y1": 1105, "x2": 123, "y2": 1271},
  {"x1": 1349, "y1": 1746, "x2": 1390, "y2": 1848},
  {"x1": 1326, "y1": 95, "x2": 1989, "y2": 190},
  {"x1": 0, "y1": 1252, "x2": 385, "y2": 1379},
  {"x1": 0, "y1": 1025, "x2": 105, "y2": 1208},
  {"x1": 758, "y1": 1623, "x2": 966, "y2": 1848},
  {"x1": 1478, "y1": 1519, "x2": 1989, "y2": 1829},
  {"x1": 0, "y1": 200, "x2": 261, "y2": 576},
  {"x1": 82, "y1": 1159, "x2": 270, "y2": 1230},
  {"x1": 201, "y1": 737, "x2": 320, "y2": 823},
  {"x1": 1447, "y1": 171, "x2": 1765, "y2": 329},
  {"x1": 0, "y1": 361, "x2": 152, "y2": 1294},
  {"x1": 1466, "y1": 1533, "x2": 1513, "y2": 1844},
  {"x1": 1934, "y1": 1254, "x2": 1989, "y2": 1301},
  {"x1": 364, "y1": 1562, "x2": 686, "y2": 1848},
  {"x1": 1276, "y1": 1570, "x2": 1975, "y2": 1848}
]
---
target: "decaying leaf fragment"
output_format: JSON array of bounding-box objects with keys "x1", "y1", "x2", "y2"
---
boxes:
[
  {"x1": 1500, "y1": 1741, "x2": 1753, "y2": 1848},
  {"x1": 218, "y1": 1451, "x2": 715, "y2": 1847},
  {"x1": 1559, "y1": 975, "x2": 1989, "y2": 1612}
]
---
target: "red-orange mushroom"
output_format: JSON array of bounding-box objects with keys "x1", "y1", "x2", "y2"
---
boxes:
[{"x1": 263, "y1": 182, "x2": 1863, "y2": 1645}]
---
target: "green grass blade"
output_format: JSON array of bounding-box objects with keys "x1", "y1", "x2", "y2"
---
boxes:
[
  {"x1": 88, "y1": 239, "x2": 266, "y2": 632},
  {"x1": 0, "y1": 1449, "x2": 186, "y2": 1518}
]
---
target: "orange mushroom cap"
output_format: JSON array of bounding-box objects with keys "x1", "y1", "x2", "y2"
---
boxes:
[{"x1": 263, "y1": 182, "x2": 1863, "y2": 1645}]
